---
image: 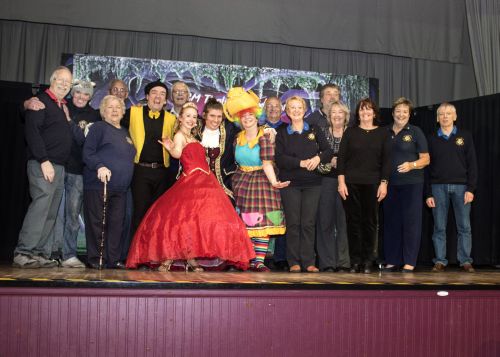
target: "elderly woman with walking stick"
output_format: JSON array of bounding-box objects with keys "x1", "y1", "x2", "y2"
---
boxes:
[{"x1": 83, "y1": 95, "x2": 136, "y2": 269}]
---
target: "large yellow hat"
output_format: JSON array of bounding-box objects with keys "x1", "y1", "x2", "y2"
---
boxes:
[{"x1": 223, "y1": 87, "x2": 260, "y2": 122}]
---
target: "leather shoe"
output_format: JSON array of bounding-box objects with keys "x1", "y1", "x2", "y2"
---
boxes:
[
  {"x1": 337, "y1": 267, "x2": 350, "y2": 273},
  {"x1": 349, "y1": 264, "x2": 360, "y2": 273},
  {"x1": 253, "y1": 264, "x2": 271, "y2": 272},
  {"x1": 289, "y1": 264, "x2": 301, "y2": 273},
  {"x1": 109, "y1": 261, "x2": 127, "y2": 270},
  {"x1": 382, "y1": 265, "x2": 399, "y2": 272},
  {"x1": 321, "y1": 267, "x2": 336, "y2": 272},
  {"x1": 462, "y1": 263, "x2": 475, "y2": 273},
  {"x1": 363, "y1": 265, "x2": 372, "y2": 274},
  {"x1": 432, "y1": 263, "x2": 446, "y2": 272},
  {"x1": 272, "y1": 261, "x2": 289, "y2": 271},
  {"x1": 87, "y1": 262, "x2": 102, "y2": 270}
]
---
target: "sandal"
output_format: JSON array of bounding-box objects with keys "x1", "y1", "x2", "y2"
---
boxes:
[
  {"x1": 157, "y1": 259, "x2": 173, "y2": 272},
  {"x1": 289, "y1": 264, "x2": 301, "y2": 273}
]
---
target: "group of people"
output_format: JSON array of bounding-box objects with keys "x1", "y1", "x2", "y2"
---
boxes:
[{"x1": 13, "y1": 65, "x2": 478, "y2": 274}]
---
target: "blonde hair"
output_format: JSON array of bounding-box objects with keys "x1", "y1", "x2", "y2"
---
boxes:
[{"x1": 329, "y1": 101, "x2": 350, "y2": 128}]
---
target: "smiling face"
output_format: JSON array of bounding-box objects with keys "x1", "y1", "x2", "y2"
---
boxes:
[
  {"x1": 321, "y1": 87, "x2": 340, "y2": 112},
  {"x1": 329, "y1": 104, "x2": 347, "y2": 129},
  {"x1": 72, "y1": 90, "x2": 91, "y2": 108},
  {"x1": 286, "y1": 99, "x2": 306, "y2": 123},
  {"x1": 146, "y1": 86, "x2": 168, "y2": 112},
  {"x1": 265, "y1": 97, "x2": 281, "y2": 123},
  {"x1": 179, "y1": 107, "x2": 198, "y2": 132},
  {"x1": 109, "y1": 81, "x2": 129, "y2": 100},
  {"x1": 50, "y1": 68, "x2": 73, "y2": 100},
  {"x1": 171, "y1": 82, "x2": 190, "y2": 108},
  {"x1": 358, "y1": 104, "x2": 375, "y2": 126},
  {"x1": 437, "y1": 105, "x2": 457, "y2": 130},
  {"x1": 393, "y1": 104, "x2": 411, "y2": 128},
  {"x1": 239, "y1": 110, "x2": 258, "y2": 130},
  {"x1": 102, "y1": 97, "x2": 125, "y2": 127},
  {"x1": 204, "y1": 108, "x2": 223, "y2": 130}
]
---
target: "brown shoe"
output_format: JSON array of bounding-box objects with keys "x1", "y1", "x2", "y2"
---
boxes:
[
  {"x1": 432, "y1": 263, "x2": 446, "y2": 272},
  {"x1": 462, "y1": 263, "x2": 475, "y2": 273}
]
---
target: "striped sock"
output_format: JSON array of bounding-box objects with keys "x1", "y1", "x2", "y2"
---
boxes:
[{"x1": 251, "y1": 236, "x2": 270, "y2": 267}]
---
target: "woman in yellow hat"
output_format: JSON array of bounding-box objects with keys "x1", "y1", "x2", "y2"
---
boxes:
[{"x1": 224, "y1": 88, "x2": 289, "y2": 272}]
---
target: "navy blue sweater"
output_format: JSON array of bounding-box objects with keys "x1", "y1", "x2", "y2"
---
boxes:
[
  {"x1": 83, "y1": 121, "x2": 136, "y2": 192},
  {"x1": 66, "y1": 101, "x2": 101, "y2": 174},
  {"x1": 425, "y1": 127, "x2": 477, "y2": 197}
]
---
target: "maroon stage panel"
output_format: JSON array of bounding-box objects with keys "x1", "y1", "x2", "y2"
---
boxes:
[{"x1": 1, "y1": 287, "x2": 499, "y2": 357}]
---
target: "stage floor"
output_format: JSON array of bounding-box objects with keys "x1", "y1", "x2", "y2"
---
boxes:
[{"x1": 1, "y1": 264, "x2": 500, "y2": 290}]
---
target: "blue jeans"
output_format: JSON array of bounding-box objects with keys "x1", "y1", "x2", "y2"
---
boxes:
[
  {"x1": 431, "y1": 184, "x2": 472, "y2": 266},
  {"x1": 62, "y1": 173, "x2": 84, "y2": 260}
]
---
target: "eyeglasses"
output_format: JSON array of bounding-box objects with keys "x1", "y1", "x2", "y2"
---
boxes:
[
  {"x1": 111, "y1": 87, "x2": 128, "y2": 93},
  {"x1": 54, "y1": 78, "x2": 72, "y2": 86},
  {"x1": 173, "y1": 90, "x2": 188, "y2": 95}
]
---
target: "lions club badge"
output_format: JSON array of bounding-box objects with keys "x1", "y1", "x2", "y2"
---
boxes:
[
  {"x1": 455, "y1": 137, "x2": 465, "y2": 146},
  {"x1": 307, "y1": 133, "x2": 316, "y2": 141},
  {"x1": 402, "y1": 135, "x2": 412, "y2": 142}
]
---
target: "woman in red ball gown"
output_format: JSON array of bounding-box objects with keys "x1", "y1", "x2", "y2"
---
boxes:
[{"x1": 126, "y1": 102, "x2": 255, "y2": 271}]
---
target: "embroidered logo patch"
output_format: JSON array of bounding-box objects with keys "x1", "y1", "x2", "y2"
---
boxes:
[
  {"x1": 402, "y1": 134, "x2": 412, "y2": 142},
  {"x1": 78, "y1": 120, "x2": 88, "y2": 130},
  {"x1": 455, "y1": 137, "x2": 465, "y2": 146},
  {"x1": 307, "y1": 133, "x2": 316, "y2": 141}
]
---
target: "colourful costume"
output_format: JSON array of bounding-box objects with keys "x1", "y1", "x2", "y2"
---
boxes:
[
  {"x1": 232, "y1": 128, "x2": 286, "y2": 267},
  {"x1": 126, "y1": 142, "x2": 255, "y2": 270}
]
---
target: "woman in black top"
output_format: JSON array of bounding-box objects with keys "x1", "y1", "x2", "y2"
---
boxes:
[
  {"x1": 275, "y1": 96, "x2": 334, "y2": 273},
  {"x1": 337, "y1": 98, "x2": 391, "y2": 273}
]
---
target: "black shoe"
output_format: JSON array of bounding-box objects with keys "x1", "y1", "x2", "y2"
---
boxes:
[
  {"x1": 87, "y1": 262, "x2": 102, "y2": 270},
  {"x1": 336, "y1": 267, "x2": 350, "y2": 273},
  {"x1": 272, "y1": 261, "x2": 289, "y2": 271},
  {"x1": 401, "y1": 268, "x2": 415, "y2": 273},
  {"x1": 363, "y1": 266, "x2": 372, "y2": 274},
  {"x1": 321, "y1": 267, "x2": 336, "y2": 272},
  {"x1": 109, "y1": 261, "x2": 127, "y2": 269},
  {"x1": 349, "y1": 264, "x2": 360, "y2": 273},
  {"x1": 382, "y1": 265, "x2": 399, "y2": 272}
]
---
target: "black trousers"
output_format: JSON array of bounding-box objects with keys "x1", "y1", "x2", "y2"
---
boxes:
[
  {"x1": 343, "y1": 183, "x2": 379, "y2": 266},
  {"x1": 131, "y1": 164, "x2": 176, "y2": 234},
  {"x1": 84, "y1": 189, "x2": 126, "y2": 267},
  {"x1": 280, "y1": 185, "x2": 322, "y2": 268}
]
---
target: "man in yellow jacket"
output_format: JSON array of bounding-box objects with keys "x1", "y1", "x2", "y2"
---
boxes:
[{"x1": 122, "y1": 80, "x2": 176, "y2": 234}]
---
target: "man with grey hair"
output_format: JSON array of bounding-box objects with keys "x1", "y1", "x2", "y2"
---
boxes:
[
  {"x1": 169, "y1": 81, "x2": 190, "y2": 116},
  {"x1": 55, "y1": 80, "x2": 100, "y2": 268},
  {"x1": 13, "y1": 66, "x2": 83, "y2": 268},
  {"x1": 425, "y1": 103, "x2": 478, "y2": 273},
  {"x1": 305, "y1": 83, "x2": 341, "y2": 128}
]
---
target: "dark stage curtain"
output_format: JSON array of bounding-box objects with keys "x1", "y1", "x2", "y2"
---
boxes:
[
  {"x1": 380, "y1": 93, "x2": 500, "y2": 266},
  {"x1": 0, "y1": 81, "x2": 34, "y2": 262}
]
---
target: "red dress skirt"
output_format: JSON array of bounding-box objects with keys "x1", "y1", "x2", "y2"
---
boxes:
[{"x1": 126, "y1": 142, "x2": 255, "y2": 270}]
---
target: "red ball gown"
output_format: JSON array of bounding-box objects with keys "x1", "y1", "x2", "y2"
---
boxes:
[{"x1": 126, "y1": 142, "x2": 255, "y2": 270}]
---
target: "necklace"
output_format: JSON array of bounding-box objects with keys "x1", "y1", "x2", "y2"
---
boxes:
[{"x1": 181, "y1": 130, "x2": 195, "y2": 142}]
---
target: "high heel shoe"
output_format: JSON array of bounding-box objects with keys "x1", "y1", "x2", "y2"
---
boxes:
[
  {"x1": 157, "y1": 259, "x2": 173, "y2": 272},
  {"x1": 186, "y1": 259, "x2": 204, "y2": 272}
]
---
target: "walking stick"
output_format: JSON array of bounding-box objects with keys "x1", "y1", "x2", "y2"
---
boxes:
[{"x1": 98, "y1": 179, "x2": 108, "y2": 270}]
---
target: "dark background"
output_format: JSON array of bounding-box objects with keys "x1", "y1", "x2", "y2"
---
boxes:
[{"x1": 1, "y1": 80, "x2": 499, "y2": 266}]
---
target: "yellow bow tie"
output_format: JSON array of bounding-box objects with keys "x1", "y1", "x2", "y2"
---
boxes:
[{"x1": 149, "y1": 110, "x2": 161, "y2": 119}]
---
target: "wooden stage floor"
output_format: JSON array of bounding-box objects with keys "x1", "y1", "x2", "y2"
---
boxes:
[{"x1": 1, "y1": 264, "x2": 500, "y2": 290}]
